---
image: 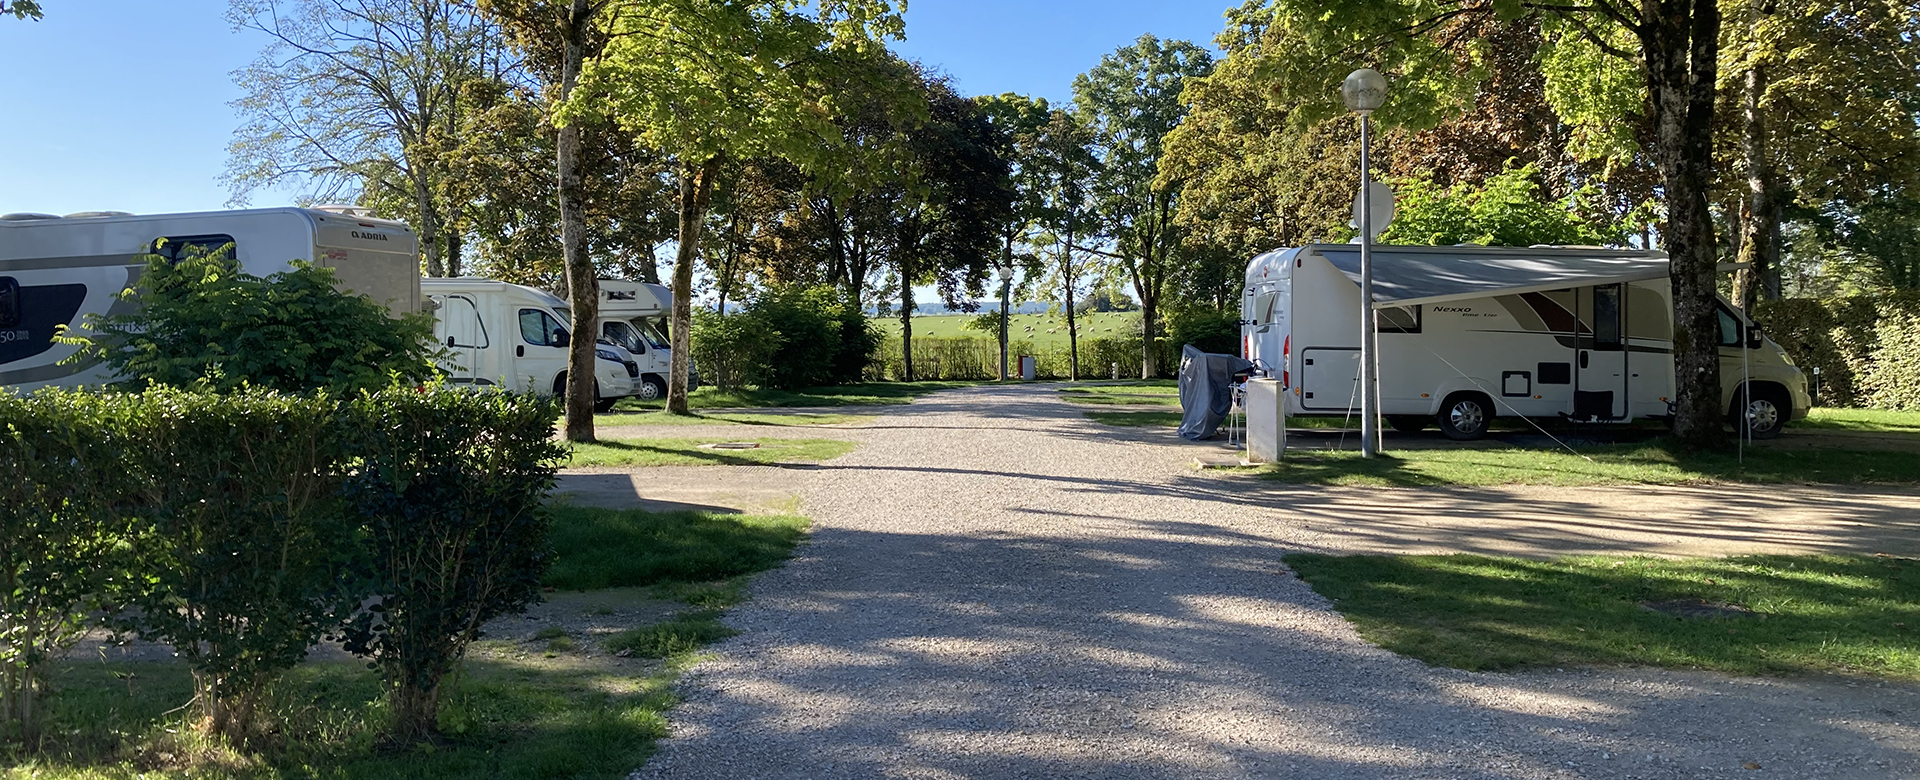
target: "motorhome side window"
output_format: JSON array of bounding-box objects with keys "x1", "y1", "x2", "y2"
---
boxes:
[
  {"x1": 1376, "y1": 306, "x2": 1420, "y2": 334},
  {"x1": 518, "y1": 309, "x2": 567, "y2": 347},
  {"x1": 151, "y1": 234, "x2": 237, "y2": 263},
  {"x1": 0, "y1": 278, "x2": 18, "y2": 329},
  {"x1": 1716, "y1": 305, "x2": 1741, "y2": 347}
]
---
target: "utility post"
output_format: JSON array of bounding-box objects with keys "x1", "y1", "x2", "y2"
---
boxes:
[
  {"x1": 997, "y1": 263, "x2": 1013, "y2": 381},
  {"x1": 1342, "y1": 68, "x2": 1388, "y2": 457}
]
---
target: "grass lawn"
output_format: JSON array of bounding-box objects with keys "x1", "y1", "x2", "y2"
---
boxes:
[
  {"x1": 596, "y1": 409, "x2": 874, "y2": 427},
  {"x1": 1060, "y1": 382, "x2": 1180, "y2": 406},
  {"x1": 1798, "y1": 407, "x2": 1920, "y2": 433},
  {"x1": 1258, "y1": 441, "x2": 1920, "y2": 486},
  {"x1": 871, "y1": 311, "x2": 1140, "y2": 348},
  {"x1": 611, "y1": 381, "x2": 979, "y2": 411},
  {"x1": 11, "y1": 506, "x2": 809, "y2": 779},
  {"x1": 567, "y1": 437, "x2": 855, "y2": 467},
  {"x1": 1286, "y1": 553, "x2": 1920, "y2": 681}
]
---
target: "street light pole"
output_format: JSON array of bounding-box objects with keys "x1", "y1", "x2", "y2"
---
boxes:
[{"x1": 1343, "y1": 68, "x2": 1388, "y2": 458}]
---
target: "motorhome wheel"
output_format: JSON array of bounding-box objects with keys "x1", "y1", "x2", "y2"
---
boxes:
[
  {"x1": 637, "y1": 376, "x2": 666, "y2": 401},
  {"x1": 1438, "y1": 393, "x2": 1492, "y2": 441},
  {"x1": 1735, "y1": 385, "x2": 1788, "y2": 440}
]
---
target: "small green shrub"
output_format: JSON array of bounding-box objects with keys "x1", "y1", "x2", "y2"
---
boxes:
[
  {"x1": 691, "y1": 285, "x2": 876, "y2": 390},
  {"x1": 1165, "y1": 309, "x2": 1241, "y2": 357},
  {"x1": 65, "y1": 247, "x2": 440, "y2": 394},
  {"x1": 1866, "y1": 310, "x2": 1920, "y2": 410},
  {"x1": 338, "y1": 387, "x2": 565, "y2": 741},
  {"x1": 603, "y1": 611, "x2": 737, "y2": 658}
]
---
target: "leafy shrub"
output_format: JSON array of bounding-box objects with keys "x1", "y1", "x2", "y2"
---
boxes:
[
  {"x1": 118, "y1": 388, "x2": 360, "y2": 746},
  {"x1": 0, "y1": 392, "x2": 144, "y2": 744},
  {"x1": 338, "y1": 387, "x2": 565, "y2": 741},
  {"x1": 689, "y1": 309, "x2": 768, "y2": 391},
  {"x1": 1165, "y1": 309, "x2": 1242, "y2": 357},
  {"x1": 692, "y1": 285, "x2": 877, "y2": 390},
  {"x1": 1866, "y1": 311, "x2": 1920, "y2": 411},
  {"x1": 1753, "y1": 293, "x2": 1920, "y2": 408},
  {"x1": 67, "y1": 247, "x2": 440, "y2": 394}
]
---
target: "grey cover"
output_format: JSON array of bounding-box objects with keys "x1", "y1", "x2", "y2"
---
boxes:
[
  {"x1": 1177, "y1": 345, "x2": 1254, "y2": 441},
  {"x1": 1252, "y1": 244, "x2": 1669, "y2": 309}
]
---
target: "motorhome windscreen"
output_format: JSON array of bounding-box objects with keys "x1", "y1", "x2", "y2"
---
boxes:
[
  {"x1": 603, "y1": 320, "x2": 646, "y2": 354},
  {"x1": 640, "y1": 320, "x2": 669, "y2": 349}
]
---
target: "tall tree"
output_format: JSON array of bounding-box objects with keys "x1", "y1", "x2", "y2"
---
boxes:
[
  {"x1": 576, "y1": 0, "x2": 905, "y2": 412},
  {"x1": 1256, "y1": 0, "x2": 1731, "y2": 448},
  {"x1": 975, "y1": 92, "x2": 1053, "y2": 315},
  {"x1": 1072, "y1": 34, "x2": 1213, "y2": 379},
  {"x1": 1030, "y1": 109, "x2": 1100, "y2": 381},
  {"x1": 227, "y1": 0, "x2": 504, "y2": 277}
]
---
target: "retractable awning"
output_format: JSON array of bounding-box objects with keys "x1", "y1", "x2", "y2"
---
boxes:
[{"x1": 1308, "y1": 244, "x2": 1670, "y2": 309}]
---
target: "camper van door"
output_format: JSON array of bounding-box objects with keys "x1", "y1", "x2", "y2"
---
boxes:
[
  {"x1": 1576, "y1": 284, "x2": 1629, "y2": 420},
  {"x1": 431, "y1": 293, "x2": 488, "y2": 385}
]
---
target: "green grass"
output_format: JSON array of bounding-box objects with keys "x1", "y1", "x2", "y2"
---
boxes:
[
  {"x1": 1059, "y1": 382, "x2": 1181, "y2": 406},
  {"x1": 595, "y1": 410, "x2": 874, "y2": 426},
  {"x1": 872, "y1": 311, "x2": 1140, "y2": 348},
  {"x1": 1798, "y1": 407, "x2": 1920, "y2": 433},
  {"x1": 8, "y1": 657, "x2": 677, "y2": 779},
  {"x1": 566, "y1": 437, "x2": 855, "y2": 467},
  {"x1": 611, "y1": 381, "x2": 979, "y2": 411},
  {"x1": 603, "y1": 610, "x2": 739, "y2": 659},
  {"x1": 1287, "y1": 553, "x2": 1920, "y2": 680},
  {"x1": 1257, "y1": 442, "x2": 1920, "y2": 486},
  {"x1": 545, "y1": 506, "x2": 810, "y2": 591}
]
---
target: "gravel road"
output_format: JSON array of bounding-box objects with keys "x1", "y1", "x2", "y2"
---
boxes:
[{"x1": 628, "y1": 383, "x2": 1920, "y2": 780}]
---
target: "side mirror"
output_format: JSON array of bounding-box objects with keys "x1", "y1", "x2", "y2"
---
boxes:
[
  {"x1": 1746, "y1": 324, "x2": 1764, "y2": 350},
  {"x1": 445, "y1": 335, "x2": 456, "y2": 348},
  {"x1": 553, "y1": 331, "x2": 571, "y2": 348}
]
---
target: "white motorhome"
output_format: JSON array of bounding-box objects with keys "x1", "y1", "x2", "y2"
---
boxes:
[
  {"x1": 0, "y1": 207, "x2": 423, "y2": 390},
  {"x1": 594, "y1": 278, "x2": 695, "y2": 401},
  {"x1": 422, "y1": 278, "x2": 642, "y2": 411},
  {"x1": 1241, "y1": 244, "x2": 1811, "y2": 439}
]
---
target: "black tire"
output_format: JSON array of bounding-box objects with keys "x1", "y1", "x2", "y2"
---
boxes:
[
  {"x1": 552, "y1": 373, "x2": 568, "y2": 398},
  {"x1": 636, "y1": 376, "x2": 667, "y2": 402},
  {"x1": 593, "y1": 397, "x2": 619, "y2": 413},
  {"x1": 1438, "y1": 393, "x2": 1493, "y2": 441},
  {"x1": 1387, "y1": 415, "x2": 1429, "y2": 434},
  {"x1": 1732, "y1": 384, "x2": 1789, "y2": 440}
]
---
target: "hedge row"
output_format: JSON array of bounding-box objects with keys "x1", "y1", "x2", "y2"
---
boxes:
[
  {"x1": 868, "y1": 336, "x2": 1185, "y2": 381},
  {"x1": 1753, "y1": 294, "x2": 1920, "y2": 409},
  {"x1": 0, "y1": 386, "x2": 563, "y2": 748}
]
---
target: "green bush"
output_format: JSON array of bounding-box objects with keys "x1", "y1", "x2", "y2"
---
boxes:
[
  {"x1": 338, "y1": 387, "x2": 566, "y2": 741},
  {"x1": 0, "y1": 392, "x2": 144, "y2": 745},
  {"x1": 1754, "y1": 293, "x2": 1920, "y2": 407},
  {"x1": 117, "y1": 388, "x2": 360, "y2": 746},
  {"x1": 1866, "y1": 310, "x2": 1920, "y2": 411},
  {"x1": 65, "y1": 247, "x2": 440, "y2": 394},
  {"x1": 692, "y1": 285, "x2": 877, "y2": 390},
  {"x1": 1165, "y1": 309, "x2": 1242, "y2": 357}
]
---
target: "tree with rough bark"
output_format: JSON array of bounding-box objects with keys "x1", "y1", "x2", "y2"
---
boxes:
[
  {"x1": 575, "y1": 0, "x2": 904, "y2": 412},
  {"x1": 1254, "y1": 0, "x2": 1731, "y2": 448},
  {"x1": 1029, "y1": 109, "x2": 1101, "y2": 381},
  {"x1": 1072, "y1": 34, "x2": 1213, "y2": 379},
  {"x1": 226, "y1": 0, "x2": 505, "y2": 277}
]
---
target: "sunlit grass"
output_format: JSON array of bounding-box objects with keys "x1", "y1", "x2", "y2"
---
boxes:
[
  {"x1": 566, "y1": 437, "x2": 854, "y2": 468},
  {"x1": 1258, "y1": 442, "x2": 1919, "y2": 486},
  {"x1": 544, "y1": 506, "x2": 809, "y2": 592},
  {"x1": 1799, "y1": 407, "x2": 1920, "y2": 433}
]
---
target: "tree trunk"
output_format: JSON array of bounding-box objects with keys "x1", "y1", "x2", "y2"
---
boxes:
[
  {"x1": 446, "y1": 225, "x2": 463, "y2": 278},
  {"x1": 1062, "y1": 236, "x2": 1079, "y2": 382},
  {"x1": 415, "y1": 171, "x2": 445, "y2": 277},
  {"x1": 1638, "y1": 0, "x2": 1725, "y2": 449},
  {"x1": 1733, "y1": 63, "x2": 1780, "y2": 312},
  {"x1": 668, "y1": 157, "x2": 720, "y2": 415},
  {"x1": 899, "y1": 255, "x2": 915, "y2": 382},
  {"x1": 557, "y1": 0, "x2": 597, "y2": 443}
]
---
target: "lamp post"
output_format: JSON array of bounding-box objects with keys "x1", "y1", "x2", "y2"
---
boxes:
[
  {"x1": 1342, "y1": 67, "x2": 1387, "y2": 458},
  {"x1": 998, "y1": 264, "x2": 1014, "y2": 381}
]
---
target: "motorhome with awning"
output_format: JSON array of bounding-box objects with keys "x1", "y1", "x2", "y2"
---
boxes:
[
  {"x1": 1240, "y1": 244, "x2": 1810, "y2": 439},
  {"x1": 0, "y1": 207, "x2": 423, "y2": 390}
]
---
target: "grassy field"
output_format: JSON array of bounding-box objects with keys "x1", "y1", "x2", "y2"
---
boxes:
[
  {"x1": 1287, "y1": 553, "x2": 1920, "y2": 681},
  {"x1": 10, "y1": 505, "x2": 808, "y2": 779},
  {"x1": 611, "y1": 381, "x2": 980, "y2": 411},
  {"x1": 1257, "y1": 443, "x2": 1920, "y2": 486},
  {"x1": 1798, "y1": 407, "x2": 1920, "y2": 433},
  {"x1": 872, "y1": 311, "x2": 1141, "y2": 348},
  {"x1": 1059, "y1": 381, "x2": 1180, "y2": 406},
  {"x1": 567, "y1": 437, "x2": 855, "y2": 467}
]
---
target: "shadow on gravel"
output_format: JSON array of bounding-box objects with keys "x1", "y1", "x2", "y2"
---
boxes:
[{"x1": 652, "y1": 520, "x2": 1920, "y2": 779}]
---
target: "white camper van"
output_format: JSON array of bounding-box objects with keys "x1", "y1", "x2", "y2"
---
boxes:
[
  {"x1": 0, "y1": 207, "x2": 424, "y2": 390},
  {"x1": 1241, "y1": 244, "x2": 1811, "y2": 440},
  {"x1": 422, "y1": 278, "x2": 642, "y2": 411},
  {"x1": 594, "y1": 279, "x2": 695, "y2": 401}
]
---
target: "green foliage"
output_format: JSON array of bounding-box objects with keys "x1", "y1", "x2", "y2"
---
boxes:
[
  {"x1": 964, "y1": 309, "x2": 1006, "y2": 334},
  {"x1": 0, "y1": 0, "x2": 42, "y2": 20},
  {"x1": 693, "y1": 285, "x2": 877, "y2": 390},
  {"x1": 1379, "y1": 163, "x2": 1627, "y2": 247},
  {"x1": 0, "y1": 392, "x2": 143, "y2": 744},
  {"x1": 337, "y1": 388, "x2": 566, "y2": 740},
  {"x1": 1753, "y1": 294, "x2": 1920, "y2": 408},
  {"x1": 1164, "y1": 309, "x2": 1241, "y2": 356},
  {"x1": 544, "y1": 508, "x2": 809, "y2": 592},
  {"x1": 1866, "y1": 311, "x2": 1920, "y2": 411},
  {"x1": 603, "y1": 611, "x2": 738, "y2": 659},
  {"x1": 116, "y1": 388, "x2": 359, "y2": 745},
  {"x1": 1077, "y1": 286, "x2": 1138, "y2": 313},
  {"x1": 69, "y1": 249, "x2": 439, "y2": 395}
]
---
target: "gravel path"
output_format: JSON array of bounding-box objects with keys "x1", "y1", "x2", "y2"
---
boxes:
[{"x1": 630, "y1": 383, "x2": 1920, "y2": 780}]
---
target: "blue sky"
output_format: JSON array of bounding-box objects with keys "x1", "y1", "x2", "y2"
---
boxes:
[{"x1": 0, "y1": 0, "x2": 1230, "y2": 218}]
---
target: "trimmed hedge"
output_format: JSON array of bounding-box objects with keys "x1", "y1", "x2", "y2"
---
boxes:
[
  {"x1": 1753, "y1": 294, "x2": 1920, "y2": 409},
  {"x1": 0, "y1": 386, "x2": 563, "y2": 747}
]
